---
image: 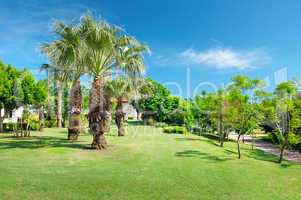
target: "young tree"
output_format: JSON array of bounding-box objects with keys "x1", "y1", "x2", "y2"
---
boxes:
[
  {"x1": 228, "y1": 75, "x2": 263, "y2": 158},
  {"x1": 272, "y1": 81, "x2": 296, "y2": 163}
]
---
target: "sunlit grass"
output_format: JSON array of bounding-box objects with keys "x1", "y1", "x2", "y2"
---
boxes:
[{"x1": 0, "y1": 123, "x2": 300, "y2": 200}]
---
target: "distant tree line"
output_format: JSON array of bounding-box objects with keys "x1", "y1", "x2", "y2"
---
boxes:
[{"x1": 137, "y1": 75, "x2": 301, "y2": 163}]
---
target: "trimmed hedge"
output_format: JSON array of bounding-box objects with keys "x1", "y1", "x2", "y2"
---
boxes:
[
  {"x1": 155, "y1": 122, "x2": 168, "y2": 128},
  {"x1": 163, "y1": 126, "x2": 188, "y2": 134}
]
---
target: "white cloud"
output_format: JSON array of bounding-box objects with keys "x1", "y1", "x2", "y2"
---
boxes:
[{"x1": 180, "y1": 47, "x2": 270, "y2": 70}]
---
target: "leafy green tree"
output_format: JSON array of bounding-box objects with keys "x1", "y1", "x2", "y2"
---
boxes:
[
  {"x1": 272, "y1": 81, "x2": 296, "y2": 163},
  {"x1": 138, "y1": 78, "x2": 176, "y2": 122},
  {"x1": 33, "y1": 80, "x2": 48, "y2": 131},
  {"x1": 0, "y1": 62, "x2": 19, "y2": 131},
  {"x1": 227, "y1": 75, "x2": 263, "y2": 158}
]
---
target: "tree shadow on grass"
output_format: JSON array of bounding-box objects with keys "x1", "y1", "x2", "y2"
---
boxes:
[
  {"x1": 175, "y1": 150, "x2": 233, "y2": 162},
  {"x1": 245, "y1": 149, "x2": 279, "y2": 163},
  {"x1": 175, "y1": 137, "x2": 221, "y2": 147},
  {"x1": 175, "y1": 138, "x2": 207, "y2": 142},
  {"x1": 0, "y1": 136, "x2": 89, "y2": 150},
  {"x1": 224, "y1": 147, "x2": 296, "y2": 166},
  {"x1": 126, "y1": 120, "x2": 143, "y2": 126}
]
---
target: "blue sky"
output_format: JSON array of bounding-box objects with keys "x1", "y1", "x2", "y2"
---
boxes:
[{"x1": 1, "y1": 0, "x2": 301, "y2": 97}]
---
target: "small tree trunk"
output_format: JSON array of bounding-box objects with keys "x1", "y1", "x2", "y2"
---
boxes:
[
  {"x1": 47, "y1": 69, "x2": 52, "y2": 119},
  {"x1": 57, "y1": 81, "x2": 63, "y2": 128},
  {"x1": 220, "y1": 132, "x2": 224, "y2": 147},
  {"x1": 38, "y1": 106, "x2": 45, "y2": 132},
  {"x1": 68, "y1": 78, "x2": 82, "y2": 141},
  {"x1": 0, "y1": 111, "x2": 3, "y2": 133},
  {"x1": 237, "y1": 134, "x2": 242, "y2": 159},
  {"x1": 219, "y1": 116, "x2": 224, "y2": 147},
  {"x1": 251, "y1": 131, "x2": 255, "y2": 150},
  {"x1": 278, "y1": 145, "x2": 284, "y2": 163},
  {"x1": 115, "y1": 99, "x2": 125, "y2": 136}
]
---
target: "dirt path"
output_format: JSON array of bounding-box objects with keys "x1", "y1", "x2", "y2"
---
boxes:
[{"x1": 228, "y1": 134, "x2": 301, "y2": 163}]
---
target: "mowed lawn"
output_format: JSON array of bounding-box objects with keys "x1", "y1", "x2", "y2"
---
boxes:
[{"x1": 0, "y1": 123, "x2": 301, "y2": 200}]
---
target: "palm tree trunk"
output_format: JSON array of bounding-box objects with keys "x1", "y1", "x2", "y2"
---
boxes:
[
  {"x1": 115, "y1": 99, "x2": 125, "y2": 136},
  {"x1": 68, "y1": 78, "x2": 82, "y2": 140},
  {"x1": 88, "y1": 76, "x2": 107, "y2": 149},
  {"x1": 104, "y1": 94, "x2": 112, "y2": 132},
  {"x1": 47, "y1": 69, "x2": 52, "y2": 120},
  {"x1": 38, "y1": 106, "x2": 45, "y2": 132},
  {"x1": 57, "y1": 81, "x2": 63, "y2": 128}
]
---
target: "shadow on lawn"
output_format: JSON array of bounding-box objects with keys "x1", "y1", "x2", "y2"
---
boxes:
[
  {"x1": 175, "y1": 137, "x2": 296, "y2": 166},
  {"x1": 246, "y1": 149, "x2": 278, "y2": 162},
  {"x1": 224, "y1": 147, "x2": 296, "y2": 166},
  {"x1": 0, "y1": 136, "x2": 89, "y2": 150},
  {"x1": 175, "y1": 137, "x2": 221, "y2": 147},
  {"x1": 175, "y1": 150, "x2": 233, "y2": 162},
  {"x1": 126, "y1": 120, "x2": 143, "y2": 126},
  {"x1": 175, "y1": 138, "x2": 206, "y2": 142}
]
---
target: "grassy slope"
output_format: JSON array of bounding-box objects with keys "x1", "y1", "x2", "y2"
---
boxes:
[{"x1": 0, "y1": 124, "x2": 300, "y2": 200}]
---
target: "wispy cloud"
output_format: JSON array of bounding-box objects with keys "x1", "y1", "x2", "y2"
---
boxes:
[
  {"x1": 0, "y1": 0, "x2": 96, "y2": 68},
  {"x1": 180, "y1": 47, "x2": 270, "y2": 70}
]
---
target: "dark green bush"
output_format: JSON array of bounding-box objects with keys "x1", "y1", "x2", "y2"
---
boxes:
[
  {"x1": 155, "y1": 122, "x2": 167, "y2": 128},
  {"x1": 146, "y1": 118, "x2": 156, "y2": 126},
  {"x1": 45, "y1": 119, "x2": 56, "y2": 128},
  {"x1": 163, "y1": 126, "x2": 187, "y2": 134},
  {"x1": 29, "y1": 122, "x2": 40, "y2": 131},
  {"x1": 3, "y1": 123, "x2": 15, "y2": 131},
  {"x1": 192, "y1": 127, "x2": 202, "y2": 135}
]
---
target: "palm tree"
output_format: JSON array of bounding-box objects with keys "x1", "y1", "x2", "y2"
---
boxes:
[
  {"x1": 104, "y1": 77, "x2": 132, "y2": 136},
  {"x1": 40, "y1": 64, "x2": 70, "y2": 128},
  {"x1": 41, "y1": 22, "x2": 85, "y2": 140},
  {"x1": 79, "y1": 13, "x2": 148, "y2": 149},
  {"x1": 130, "y1": 78, "x2": 154, "y2": 120}
]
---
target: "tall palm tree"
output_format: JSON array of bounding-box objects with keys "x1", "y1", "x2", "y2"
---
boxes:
[
  {"x1": 40, "y1": 64, "x2": 70, "y2": 128},
  {"x1": 41, "y1": 22, "x2": 85, "y2": 140},
  {"x1": 79, "y1": 13, "x2": 148, "y2": 149}
]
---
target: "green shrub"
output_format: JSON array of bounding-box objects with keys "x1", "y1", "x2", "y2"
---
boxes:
[
  {"x1": 45, "y1": 119, "x2": 56, "y2": 128},
  {"x1": 155, "y1": 122, "x2": 167, "y2": 128},
  {"x1": 288, "y1": 133, "x2": 301, "y2": 146},
  {"x1": 192, "y1": 127, "x2": 202, "y2": 135},
  {"x1": 29, "y1": 122, "x2": 40, "y2": 131},
  {"x1": 146, "y1": 118, "x2": 156, "y2": 126},
  {"x1": 163, "y1": 126, "x2": 188, "y2": 134},
  {"x1": 3, "y1": 123, "x2": 15, "y2": 131}
]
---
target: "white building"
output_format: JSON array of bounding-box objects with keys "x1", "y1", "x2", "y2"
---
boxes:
[
  {"x1": 1, "y1": 107, "x2": 24, "y2": 123},
  {"x1": 122, "y1": 102, "x2": 137, "y2": 120}
]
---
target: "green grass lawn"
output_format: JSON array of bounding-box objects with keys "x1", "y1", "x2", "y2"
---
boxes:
[{"x1": 0, "y1": 123, "x2": 301, "y2": 200}]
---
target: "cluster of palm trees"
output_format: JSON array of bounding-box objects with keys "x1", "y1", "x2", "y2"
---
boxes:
[{"x1": 41, "y1": 13, "x2": 149, "y2": 149}]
